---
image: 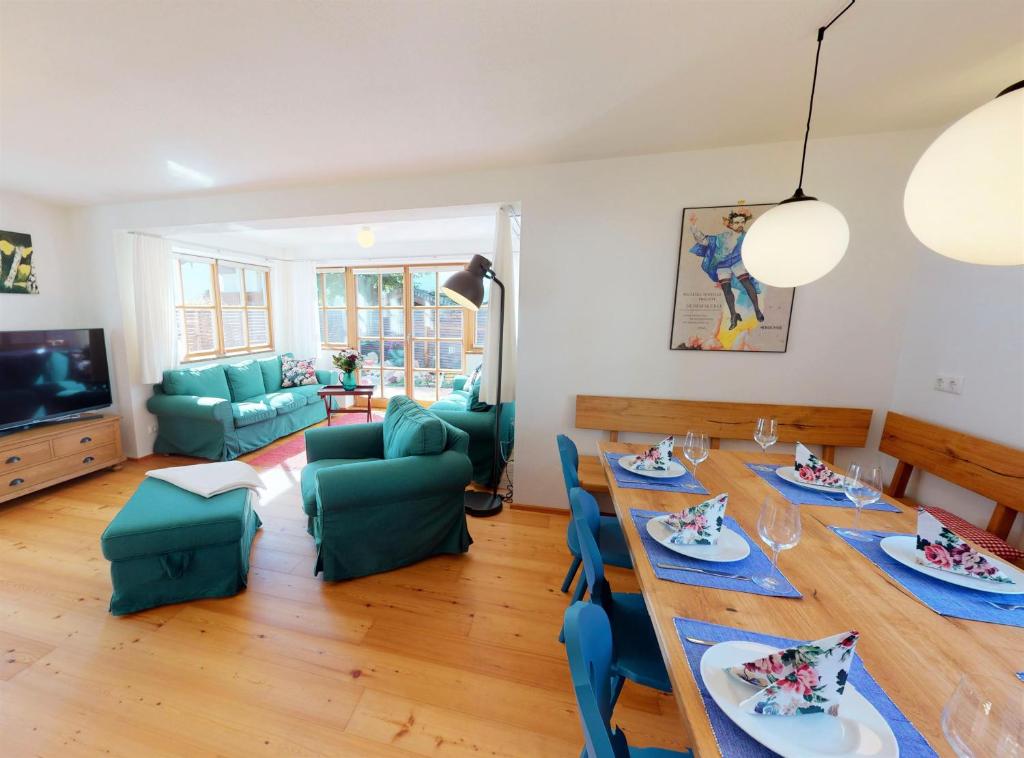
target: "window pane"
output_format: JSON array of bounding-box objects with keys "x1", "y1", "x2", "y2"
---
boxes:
[
  {"x1": 439, "y1": 341, "x2": 462, "y2": 370},
  {"x1": 439, "y1": 372, "x2": 457, "y2": 398},
  {"x1": 180, "y1": 260, "x2": 215, "y2": 306},
  {"x1": 247, "y1": 309, "x2": 270, "y2": 346},
  {"x1": 322, "y1": 271, "x2": 346, "y2": 307},
  {"x1": 475, "y1": 305, "x2": 488, "y2": 346},
  {"x1": 359, "y1": 339, "x2": 381, "y2": 366},
  {"x1": 412, "y1": 309, "x2": 435, "y2": 338},
  {"x1": 356, "y1": 273, "x2": 379, "y2": 306},
  {"x1": 182, "y1": 309, "x2": 217, "y2": 353},
  {"x1": 412, "y1": 271, "x2": 436, "y2": 306},
  {"x1": 361, "y1": 368, "x2": 380, "y2": 395},
  {"x1": 413, "y1": 370, "x2": 437, "y2": 401},
  {"x1": 222, "y1": 310, "x2": 246, "y2": 350},
  {"x1": 244, "y1": 269, "x2": 267, "y2": 306},
  {"x1": 358, "y1": 309, "x2": 380, "y2": 337},
  {"x1": 317, "y1": 273, "x2": 325, "y2": 306},
  {"x1": 383, "y1": 340, "x2": 405, "y2": 368},
  {"x1": 325, "y1": 309, "x2": 347, "y2": 344},
  {"x1": 219, "y1": 265, "x2": 243, "y2": 306},
  {"x1": 381, "y1": 273, "x2": 404, "y2": 306},
  {"x1": 383, "y1": 369, "x2": 406, "y2": 398},
  {"x1": 381, "y1": 308, "x2": 404, "y2": 337},
  {"x1": 438, "y1": 309, "x2": 463, "y2": 339},
  {"x1": 412, "y1": 340, "x2": 436, "y2": 369}
]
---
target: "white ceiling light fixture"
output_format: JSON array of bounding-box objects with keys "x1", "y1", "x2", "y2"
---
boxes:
[
  {"x1": 742, "y1": 0, "x2": 855, "y2": 288},
  {"x1": 904, "y1": 80, "x2": 1023, "y2": 266},
  {"x1": 356, "y1": 226, "x2": 375, "y2": 248}
]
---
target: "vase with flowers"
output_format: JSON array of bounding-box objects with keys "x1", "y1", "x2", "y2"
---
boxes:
[{"x1": 332, "y1": 348, "x2": 364, "y2": 391}]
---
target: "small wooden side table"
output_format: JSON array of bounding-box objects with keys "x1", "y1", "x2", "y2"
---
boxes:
[{"x1": 318, "y1": 385, "x2": 376, "y2": 425}]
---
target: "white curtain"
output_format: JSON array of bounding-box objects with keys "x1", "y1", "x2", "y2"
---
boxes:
[
  {"x1": 480, "y1": 206, "x2": 517, "y2": 404},
  {"x1": 121, "y1": 233, "x2": 176, "y2": 384},
  {"x1": 273, "y1": 260, "x2": 321, "y2": 361}
]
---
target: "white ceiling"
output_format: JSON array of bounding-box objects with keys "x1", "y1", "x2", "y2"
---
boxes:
[{"x1": 1, "y1": 0, "x2": 1021, "y2": 206}]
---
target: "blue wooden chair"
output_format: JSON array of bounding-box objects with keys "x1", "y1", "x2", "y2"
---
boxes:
[
  {"x1": 572, "y1": 487, "x2": 672, "y2": 706},
  {"x1": 564, "y1": 601, "x2": 693, "y2": 758},
  {"x1": 557, "y1": 434, "x2": 632, "y2": 602}
]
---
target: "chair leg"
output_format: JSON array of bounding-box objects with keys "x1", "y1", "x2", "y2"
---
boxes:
[
  {"x1": 609, "y1": 674, "x2": 627, "y2": 710},
  {"x1": 570, "y1": 574, "x2": 588, "y2": 604},
  {"x1": 561, "y1": 555, "x2": 581, "y2": 593}
]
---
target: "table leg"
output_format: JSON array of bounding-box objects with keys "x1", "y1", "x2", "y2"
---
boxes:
[
  {"x1": 365, "y1": 394, "x2": 372, "y2": 422},
  {"x1": 323, "y1": 396, "x2": 331, "y2": 426}
]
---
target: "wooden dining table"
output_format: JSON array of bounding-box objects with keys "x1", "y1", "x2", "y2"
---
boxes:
[{"x1": 598, "y1": 442, "x2": 1024, "y2": 758}]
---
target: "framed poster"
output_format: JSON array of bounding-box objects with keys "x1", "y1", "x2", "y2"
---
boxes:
[
  {"x1": 0, "y1": 230, "x2": 37, "y2": 294},
  {"x1": 670, "y1": 204, "x2": 793, "y2": 352}
]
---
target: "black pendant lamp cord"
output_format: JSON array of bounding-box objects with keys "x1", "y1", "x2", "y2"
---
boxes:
[{"x1": 796, "y1": 0, "x2": 856, "y2": 193}]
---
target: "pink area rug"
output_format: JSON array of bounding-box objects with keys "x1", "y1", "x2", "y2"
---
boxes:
[{"x1": 248, "y1": 413, "x2": 383, "y2": 470}]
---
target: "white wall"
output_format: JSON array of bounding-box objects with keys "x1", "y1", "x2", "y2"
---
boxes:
[
  {"x1": 71, "y1": 129, "x2": 1022, "y2": 545},
  {"x1": 0, "y1": 192, "x2": 103, "y2": 329},
  {"x1": 890, "y1": 250, "x2": 1024, "y2": 546}
]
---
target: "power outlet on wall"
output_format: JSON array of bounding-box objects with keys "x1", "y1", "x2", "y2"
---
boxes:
[{"x1": 933, "y1": 373, "x2": 964, "y2": 395}]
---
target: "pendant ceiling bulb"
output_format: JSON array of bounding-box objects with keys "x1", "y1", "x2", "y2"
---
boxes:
[
  {"x1": 742, "y1": 0, "x2": 855, "y2": 288},
  {"x1": 356, "y1": 226, "x2": 375, "y2": 248},
  {"x1": 904, "y1": 80, "x2": 1024, "y2": 266}
]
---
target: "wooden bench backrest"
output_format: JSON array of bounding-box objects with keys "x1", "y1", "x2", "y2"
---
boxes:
[
  {"x1": 575, "y1": 395, "x2": 872, "y2": 461},
  {"x1": 880, "y1": 411, "x2": 1024, "y2": 511}
]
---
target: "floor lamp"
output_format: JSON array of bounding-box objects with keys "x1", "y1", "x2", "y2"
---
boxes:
[{"x1": 441, "y1": 254, "x2": 506, "y2": 518}]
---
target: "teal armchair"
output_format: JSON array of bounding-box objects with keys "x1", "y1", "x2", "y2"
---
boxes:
[
  {"x1": 301, "y1": 395, "x2": 474, "y2": 581},
  {"x1": 429, "y1": 373, "x2": 514, "y2": 488}
]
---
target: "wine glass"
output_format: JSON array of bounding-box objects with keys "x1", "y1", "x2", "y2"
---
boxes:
[
  {"x1": 753, "y1": 497, "x2": 801, "y2": 591},
  {"x1": 683, "y1": 431, "x2": 710, "y2": 481},
  {"x1": 942, "y1": 674, "x2": 1024, "y2": 758},
  {"x1": 754, "y1": 417, "x2": 778, "y2": 460},
  {"x1": 838, "y1": 463, "x2": 884, "y2": 541}
]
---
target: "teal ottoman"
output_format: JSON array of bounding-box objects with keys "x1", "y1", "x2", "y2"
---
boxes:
[{"x1": 100, "y1": 478, "x2": 262, "y2": 616}]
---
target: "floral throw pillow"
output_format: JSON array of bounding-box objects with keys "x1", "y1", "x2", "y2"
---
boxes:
[{"x1": 281, "y1": 357, "x2": 318, "y2": 388}]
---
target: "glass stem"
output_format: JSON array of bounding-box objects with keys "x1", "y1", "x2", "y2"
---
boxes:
[
  {"x1": 853, "y1": 504, "x2": 863, "y2": 532},
  {"x1": 771, "y1": 547, "x2": 780, "y2": 573}
]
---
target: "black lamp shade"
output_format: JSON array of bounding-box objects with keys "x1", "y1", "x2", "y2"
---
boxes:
[{"x1": 440, "y1": 254, "x2": 491, "y2": 311}]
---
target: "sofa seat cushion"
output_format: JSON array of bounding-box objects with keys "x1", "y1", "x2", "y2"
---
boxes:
[
  {"x1": 225, "y1": 360, "x2": 267, "y2": 401},
  {"x1": 101, "y1": 479, "x2": 253, "y2": 561},
  {"x1": 231, "y1": 397, "x2": 277, "y2": 427},
  {"x1": 265, "y1": 391, "x2": 305, "y2": 415},
  {"x1": 162, "y1": 364, "x2": 231, "y2": 400},
  {"x1": 921, "y1": 505, "x2": 1024, "y2": 563},
  {"x1": 383, "y1": 396, "x2": 447, "y2": 459},
  {"x1": 300, "y1": 457, "x2": 380, "y2": 516},
  {"x1": 286, "y1": 384, "x2": 326, "y2": 406},
  {"x1": 431, "y1": 394, "x2": 470, "y2": 412}
]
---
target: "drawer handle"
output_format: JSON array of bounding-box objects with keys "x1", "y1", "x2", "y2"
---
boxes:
[
  {"x1": 83, "y1": 456, "x2": 95, "y2": 464},
  {"x1": 9, "y1": 478, "x2": 24, "y2": 487},
  {"x1": 5, "y1": 455, "x2": 21, "y2": 465},
  {"x1": 80, "y1": 436, "x2": 93, "y2": 444}
]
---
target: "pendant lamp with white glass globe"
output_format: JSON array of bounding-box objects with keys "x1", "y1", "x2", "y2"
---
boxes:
[
  {"x1": 904, "y1": 80, "x2": 1023, "y2": 266},
  {"x1": 742, "y1": 0, "x2": 855, "y2": 288},
  {"x1": 356, "y1": 226, "x2": 375, "y2": 249}
]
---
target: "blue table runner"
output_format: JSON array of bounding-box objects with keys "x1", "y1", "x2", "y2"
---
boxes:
[
  {"x1": 605, "y1": 452, "x2": 710, "y2": 494},
  {"x1": 746, "y1": 463, "x2": 901, "y2": 511}
]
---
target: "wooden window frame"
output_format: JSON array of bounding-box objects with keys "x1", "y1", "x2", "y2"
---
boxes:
[
  {"x1": 317, "y1": 267, "x2": 349, "y2": 349},
  {"x1": 174, "y1": 253, "x2": 275, "y2": 363}
]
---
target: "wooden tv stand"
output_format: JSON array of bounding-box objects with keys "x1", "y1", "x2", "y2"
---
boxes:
[{"x1": 0, "y1": 415, "x2": 126, "y2": 505}]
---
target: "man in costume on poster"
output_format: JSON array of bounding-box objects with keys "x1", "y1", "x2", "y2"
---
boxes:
[{"x1": 688, "y1": 208, "x2": 765, "y2": 330}]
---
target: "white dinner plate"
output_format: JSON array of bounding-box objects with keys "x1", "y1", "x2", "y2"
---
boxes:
[
  {"x1": 879, "y1": 535, "x2": 1024, "y2": 595},
  {"x1": 700, "y1": 640, "x2": 899, "y2": 758},
  {"x1": 776, "y1": 466, "x2": 847, "y2": 494},
  {"x1": 618, "y1": 454, "x2": 688, "y2": 479},
  {"x1": 645, "y1": 517, "x2": 750, "y2": 563}
]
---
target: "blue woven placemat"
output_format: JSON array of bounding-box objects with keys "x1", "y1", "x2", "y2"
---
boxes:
[
  {"x1": 674, "y1": 617, "x2": 938, "y2": 758},
  {"x1": 830, "y1": 527, "x2": 1024, "y2": 628},
  {"x1": 605, "y1": 452, "x2": 710, "y2": 494},
  {"x1": 746, "y1": 463, "x2": 901, "y2": 511},
  {"x1": 630, "y1": 510, "x2": 801, "y2": 598}
]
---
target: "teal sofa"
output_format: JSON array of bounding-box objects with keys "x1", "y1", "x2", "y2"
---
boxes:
[
  {"x1": 429, "y1": 374, "x2": 514, "y2": 488},
  {"x1": 147, "y1": 354, "x2": 337, "y2": 460},
  {"x1": 301, "y1": 395, "x2": 473, "y2": 581}
]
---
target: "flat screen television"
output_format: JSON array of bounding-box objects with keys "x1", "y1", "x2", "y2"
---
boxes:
[{"x1": 0, "y1": 328, "x2": 113, "y2": 433}]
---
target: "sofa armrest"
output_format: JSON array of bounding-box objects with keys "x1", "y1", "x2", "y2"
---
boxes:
[
  {"x1": 146, "y1": 393, "x2": 232, "y2": 425},
  {"x1": 315, "y1": 449, "x2": 472, "y2": 513},
  {"x1": 305, "y1": 422, "x2": 384, "y2": 462},
  {"x1": 441, "y1": 421, "x2": 470, "y2": 456},
  {"x1": 315, "y1": 369, "x2": 338, "y2": 385}
]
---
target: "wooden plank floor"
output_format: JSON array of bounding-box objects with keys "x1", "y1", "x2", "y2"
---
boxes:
[{"x1": 0, "y1": 427, "x2": 686, "y2": 757}]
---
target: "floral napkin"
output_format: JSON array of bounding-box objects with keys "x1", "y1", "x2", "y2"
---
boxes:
[
  {"x1": 662, "y1": 493, "x2": 728, "y2": 545},
  {"x1": 915, "y1": 508, "x2": 1015, "y2": 585},
  {"x1": 794, "y1": 442, "x2": 844, "y2": 488},
  {"x1": 633, "y1": 435, "x2": 675, "y2": 471},
  {"x1": 727, "y1": 631, "x2": 860, "y2": 717}
]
